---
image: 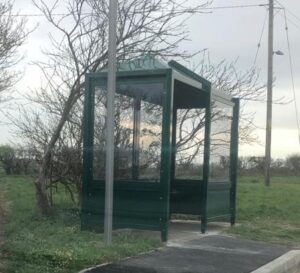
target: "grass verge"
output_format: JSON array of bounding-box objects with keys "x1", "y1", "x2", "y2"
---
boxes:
[
  {"x1": 1, "y1": 175, "x2": 299, "y2": 272},
  {"x1": 228, "y1": 176, "x2": 300, "y2": 247},
  {"x1": 0, "y1": 176, "x2": 161, "y2": 273}
]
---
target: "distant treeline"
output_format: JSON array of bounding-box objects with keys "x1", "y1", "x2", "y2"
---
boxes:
[
  {"x1": 238, "y1": 156, "x2": 300, "y2": 176},
  {"x1": 0, "y1": 145, "x2": 299, "y2": 177},
  {"x1": 0, "y1": 145, "x2": 38, "y2": 176}
]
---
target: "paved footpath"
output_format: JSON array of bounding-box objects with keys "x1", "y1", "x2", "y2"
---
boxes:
[{"x1": 84, "y1": 234, "x2": 289, "y2": 273}]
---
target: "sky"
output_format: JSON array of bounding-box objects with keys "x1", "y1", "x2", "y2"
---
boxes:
[
  {"x1": 185, "y1": 0, "x2": 300, "y2": 158},
  {"x1": 0, "y1": 0, "x2": 300, "y2": 159}
]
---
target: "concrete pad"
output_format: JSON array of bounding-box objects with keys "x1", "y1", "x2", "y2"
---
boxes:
[{"x1": 167, "y1": 220, "x2": 229, "y2": 247}]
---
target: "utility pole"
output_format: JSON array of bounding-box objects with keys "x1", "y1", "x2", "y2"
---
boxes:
[
  {"x1": 104, "y1": 0, "x2": 118, "y2": 245},
  {"x1": 265, "y1": 0, "x2": 274, "y2": 187}
]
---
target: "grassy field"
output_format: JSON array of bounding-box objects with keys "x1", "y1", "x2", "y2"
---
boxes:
[
  {"x1": 229, "y1": 176, "x2": 300, "y2": 247},
  {"x1": 0, "y1": 176, "x2": 161, "y2": 273},
  {"x1": 0, "y1": 175, "x2": 299, "y2": 273}
]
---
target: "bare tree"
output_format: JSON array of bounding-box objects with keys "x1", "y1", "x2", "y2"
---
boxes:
[
  {"x1": 0, "y1": 1, "x2": 28, "y2": 101},
  {"x1": 11, "y1": 0, "x2": 268, "y2": 214},
  {"x1": 174, "y1": 58, "x2": 265, "y2": 176},
  {"x1": 196, "y1": 57, "x2": 265, "y2": 143},
  {"x1": 12, "y1": 0, "x2": 211, "y2": 215}
]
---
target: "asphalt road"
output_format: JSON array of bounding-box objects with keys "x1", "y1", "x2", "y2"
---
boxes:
[{"x1": 83, "y1": 235, "x2": 289, "y2": 273}]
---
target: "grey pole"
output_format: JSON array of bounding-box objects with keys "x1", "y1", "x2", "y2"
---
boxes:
[
  {"x1": 104, "y1": 0, "x2": 118, "y2": 245},
  {"x1": 265, "y1": 0, "x2": 274, "y2": 187}
]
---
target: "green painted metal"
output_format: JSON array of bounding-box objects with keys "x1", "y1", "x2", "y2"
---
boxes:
[
  {"x1": 230, "y1": 98, "x2": 240, "y2": 225},
  {"x1": 160, "y1": 69, "x2": 173, "y2": 241},
  {"x1": 207, "y1": 182, "x2": 231, "y2": 220},
  {"x1": 81, "y1": 57, "x2": 240, "y2": 241},
  {"x1": 88, "y1": 69, "x2": 171, "y2": 84},
  {"x1": 168, "y1": 60, "x2": 211, "y2": 92},
  {"x1": 200, "y1": 86, "x2": 212, "y2": 233},
  {"x1": 132, "y1": 98, "x2": 141, "y2": 180},
  {"x1": 81, "y1": 71, "x2": 169, "y2": 234},
  {"x1": 170, "y1": 108, "x2": 177, "y2": 185},
  {"x1": 82, "y1": 181, "x2": 163, "y2": 232},
  {"x1": 81, "y1": 74, "x2": 94, "y2": 221},
  {"x1": 170, "y1": 179, "x2": 202, "y2": 215}
]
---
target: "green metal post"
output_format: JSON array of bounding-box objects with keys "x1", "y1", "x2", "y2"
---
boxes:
[
  {"x1": 81, "y1": 75, "x2": 94, "y2": 228},
  {"x1": 201, "y1": 86, "x2": 211, "y2": 234},
  {"x1": 169, "y1": 106, "x2": 177, "y2": 218},
  {"x1": 170, "y1": 107, "x2": 177, "y2": 182},
  {"x1": 230, "y1": 98, "x2": 240, "y2": 226},
  {"x1": 132, "y1": 98, "x2": 141, "y2": 180},
  {"x1": 160, "y1": 70, "x2": 173, "y2": 242}
]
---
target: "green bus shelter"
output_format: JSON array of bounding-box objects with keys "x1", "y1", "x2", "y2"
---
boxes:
[{"x1": 81, "y1": 56, "x2": 239, "y2": 242}]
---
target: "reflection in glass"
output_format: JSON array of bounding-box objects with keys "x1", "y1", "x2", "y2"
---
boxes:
[
  {"x1": 114, "y1": 94, "x2": 134, "y2": 180},
  {"x1": 93, "y1": 86, "x2": 107, "y2": 180},
  {"x1": 175, "y1": 109, "x2": 205, "y2": 179},
  {"x1": 92, "y1": 81, "x2": 163, "y2": 182},
  {"x1": 139, "y1": 101, "x2": 162, "y2": 180},
  {"x1": 209, "y1": 100, "x2": 233, "y2": 182},
  {"x1": 118, "y1": 82, "x2": 163, "y2": 105}
]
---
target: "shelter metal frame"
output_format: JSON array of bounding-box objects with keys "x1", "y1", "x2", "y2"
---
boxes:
[{"x1": 81, "y1": 58, "x2": 239, "y2": 241}]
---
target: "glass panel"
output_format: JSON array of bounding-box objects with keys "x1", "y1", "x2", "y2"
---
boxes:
[
  {"x1": 139, "y1": 101, "x2": 162, "y2": 181},
  {"x1": 209, "y1": 100, "x2": 233, "y2": 182},
  {"x1": 175, "y1": 109, "x2": 205, "y2": 180},
  {"x1": 93, "y1": 86, "x2": 107, "y2": 180},
  {"x1": 118, "y1": 82, "x2": 163, "y2": 105},
  {"x1": 93, "y1": 87, "x2": 134, "y2": 181},
  {"x1": 114, "y1": 94, "x2": 134, "y2": 180},
  {"x1": 92, "y1": 81, "x2": 163, "y2": 182}
]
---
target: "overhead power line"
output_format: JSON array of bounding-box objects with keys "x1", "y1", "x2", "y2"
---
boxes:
[
  {"x1": 2, "y1": 4, "x2": 268, "y2": 18},
  {"x1": 253, "y1": 9, "x2": 268, "y2": 67},
  {"x1": 1, "y1": 12, "x2": 90, "y2": 17},
  {"x1": 282, "y1": 9, "x2": 300, "y2": 146},
  {"x1": 284, "y1": 16, "x2": 300, "y2": 31},
  {"x1": 199, "y1": 4, "x2": 268, "y2": 10},
  {"x1": 275, "y1": 0, "x2": 300, "y2": 23},
  {"x1": 275, "y1": 0, "x2": 300, "y2": 31}
]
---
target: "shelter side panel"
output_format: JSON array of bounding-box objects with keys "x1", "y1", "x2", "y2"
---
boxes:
[
  {"x1": 170, "y1": 179, "x2": 202, "y2": 215},
  {"x1": 206, "y1": 182, "x2": 231, "y2": 221},
  {"x1": 81, "y1": 182, "x2": 164, "y2": 231}
]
